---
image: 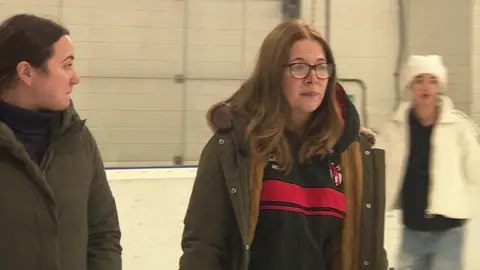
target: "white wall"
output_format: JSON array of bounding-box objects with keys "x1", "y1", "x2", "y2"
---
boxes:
[
  {"x1": 1, "y1": 1, "x2": 477, "y2": 160},
  {"x1": 404, "y1": 0, "x2": 473, "y2": 114},
  {"x1": 472, "y1": 0, "x2": 480, "y2": 123},
  {"x1": 317, "y1": 0, "x2": 399, "y2": 127},
  {"x1": 0, "y1": 0, "x2": 400, "y2": 166}
]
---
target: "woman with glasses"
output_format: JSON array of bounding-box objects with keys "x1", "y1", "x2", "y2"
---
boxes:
[{"x1": 179, "y1": 19, "x2": 388, "y2": 270}]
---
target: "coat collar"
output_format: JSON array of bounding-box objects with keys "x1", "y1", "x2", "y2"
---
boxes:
[
  {"x1": 393, "y1": 95, "x2": 457, "y2": 124},
  {"x1": 205, "y1": 83, "x2": 376, "y2": 148}
]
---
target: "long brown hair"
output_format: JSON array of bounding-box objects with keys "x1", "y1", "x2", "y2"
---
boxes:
[
  {"x1": 227, "y1": 19, "x2": 343, "y2": 172},
  {"x1": 337, "y1": 142, "x2": 364, "y2": 269},
  {"x1": 220, "y1": 20, "x2": 346, "y2": 248}
]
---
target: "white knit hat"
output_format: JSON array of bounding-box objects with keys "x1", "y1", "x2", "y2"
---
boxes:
[{"x1": 403, "y1": 55, "x2": 448, "y2": 88}]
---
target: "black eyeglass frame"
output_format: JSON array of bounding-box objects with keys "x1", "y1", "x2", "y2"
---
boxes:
[{"x1": 285, "y1": 62, "x2": 334, "y2": 79}]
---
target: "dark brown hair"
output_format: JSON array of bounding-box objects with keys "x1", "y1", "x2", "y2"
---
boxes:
[
  {"x1": 0, "y1": 14, "x2": 69, "y2": 94},
  {"x1": 227, "y1": 19, "x2": 343, "y2": 172}
]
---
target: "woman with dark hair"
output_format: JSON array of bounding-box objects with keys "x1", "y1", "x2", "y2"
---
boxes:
[
  {"x1": 179, "y1": 19, "x2": 387, "y2": 270},
  {"x1": 0, "y1": 14, "x2": 121, "y2": 270}
]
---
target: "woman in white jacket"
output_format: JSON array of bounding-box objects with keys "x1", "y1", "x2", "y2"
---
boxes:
[{"x1": 378, "y1": 55, "x2": 480, "y2": 270}]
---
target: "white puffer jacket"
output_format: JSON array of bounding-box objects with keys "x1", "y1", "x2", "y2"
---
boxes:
[{"x1": 377, "y1": 95, "x2": 480, "y2": 219}]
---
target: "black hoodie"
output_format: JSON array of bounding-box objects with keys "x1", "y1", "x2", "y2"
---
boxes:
[{"x1": 248, "y1": 85, "x2": 360, "y2": 270}]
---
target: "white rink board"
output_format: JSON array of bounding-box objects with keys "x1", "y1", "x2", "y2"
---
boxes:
[
  {"x1": 108, "y1": 168, "x2": 196, "y2": 270},
  {"x1": 107, "y1": 167, "x2": 480, "y2": 270}
]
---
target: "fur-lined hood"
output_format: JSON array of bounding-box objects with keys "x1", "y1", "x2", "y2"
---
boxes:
[
  {"x1": 359, "y1": 126, "x2": 376, "y2": 146},
  {"x1": 205, "y1": 83, "x2": 377, "y2": 147}
]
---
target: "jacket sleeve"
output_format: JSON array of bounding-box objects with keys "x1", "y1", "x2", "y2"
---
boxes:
[
  {"x1": 87, "y1": 131, "x2": 122, "y2": 270},
  {"x1": 179, "y1": 135, "x2": 235, "y2": 270},
  {"x1": 372, "y1": 145, "x2": 388, "y2": 270},
  {"x1": 459, "y1": 117, "x2": 480, "y2": 187}
]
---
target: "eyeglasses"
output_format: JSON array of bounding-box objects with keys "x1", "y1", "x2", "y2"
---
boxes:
[{"x1": 285, "y1": 63, "x2": 333, "y2": 79}]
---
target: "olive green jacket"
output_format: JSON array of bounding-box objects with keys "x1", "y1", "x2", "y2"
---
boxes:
[
  {"x1": 0, "y1": 104, "x2": 121, "y2": 270},
  {"x1": 180, "y1": 101, "x2": 387, "y2": 270}
]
